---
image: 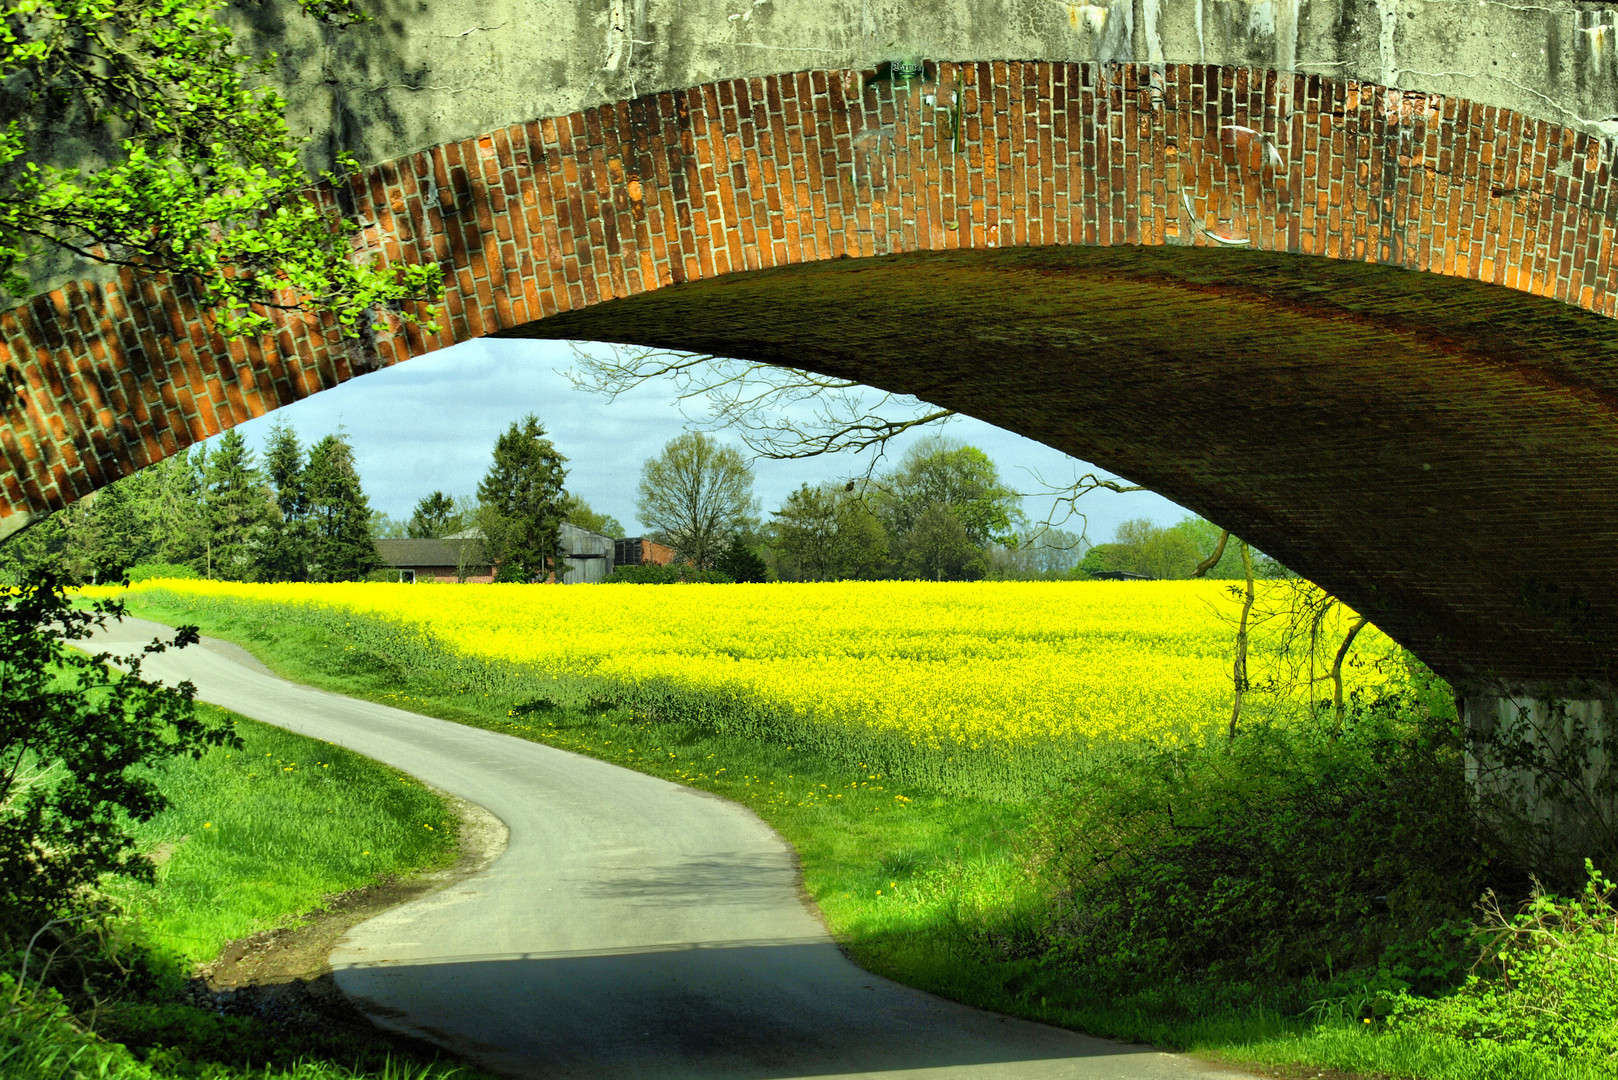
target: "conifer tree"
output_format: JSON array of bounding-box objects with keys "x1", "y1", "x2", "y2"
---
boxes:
[
  {"x1": 408, "y1": 491, "x2": 461, "y2": 538},
  {"x1": 304, "y1": 433, "x2": 378, "y2": 582},
  {"x1": 202, "y1": 430, "x2": 272, "y2": 580},
  {"x1": 258, "y1": 417, "x2": 313, "y2": 581},
  {"x1": 477, "y1": 416, "x2": 568, "y2": 583}
]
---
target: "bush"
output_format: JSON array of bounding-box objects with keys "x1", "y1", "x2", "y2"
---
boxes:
[
  {"x1": 602, "y1": 563, "x2": 734, "y2": 584},
  {"x1": 1026, "y1": 683, "x2": 1490, "y2": 991},
  {"x1": 0, "y1": 577, "x2": 235, "y2": 949},
  {"x1": 1391, "y1": 862, "x2": 1618, "y2": 1062},
  {"x1": 124, "y1": 563, "x2": 200, "y2": 583}
]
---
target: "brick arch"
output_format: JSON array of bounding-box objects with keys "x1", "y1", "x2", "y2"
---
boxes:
[{"x1": 3, "y1": 61, "x2": 1617, "y2": 690}]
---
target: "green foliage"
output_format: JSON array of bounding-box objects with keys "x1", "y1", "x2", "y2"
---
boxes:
[
  {"x1": 407, "y1": 491, "x2": 462, "y2": 539},
  {"x1": 478, "y1": 415, "x2": 568, "y2": 583},
  {"x1": 770, "y1": 481, "x2": 889, "y2": 581},
  {"x1": 0, "y1": 0, "x2": 441, "y2": 337},
  {"x1": 714, "y1": 540, "x2": 768, "y2": 583},
  {"x1": 1, "y1": 969, "x2": 478, "y2": 1079},
  {"x1": 874, "y1": 436, "x2": 1020, "y2": 560},
  {"x1": 1390, "y1": 863, "x2": 1618, "y2": 1063},
  {"x1": 901, "y1": 503, "x2": 986, "y2": 580},
  {"x1": 1025, "y1": 683, "x2": 1487, "y2": 990},
  {"x1": 124, "y1": 562, "x2": 200, "y2": 583},
  {"x1": 202, "y1": 429, "x2": 273, "y2": 581},
  {"x1": 1077, "y1": 517, "x2": 1287, "y2": 581},
  {"x1": 0, "y1": 577, "x2": 234, "y2": 947},
  {"x1": 258, "y1": 418, "x2": 313, "y2": 582},
  {"x1": 558, "y1": 493, "x2": 622, "y2": 539},
  {"x1": 601, "y1": 562, "x2": 732, "y2": 584},
  {"x1": 636, "y1": 431, "x2": 757, "y2": 570},
  {"x1": 303, "y1": 433, "x2": 378, "y2": 582}
]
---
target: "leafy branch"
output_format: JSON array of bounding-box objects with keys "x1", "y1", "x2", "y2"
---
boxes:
[{"x1": 0, "y1": 0, "x2": 441, "y2": 338}]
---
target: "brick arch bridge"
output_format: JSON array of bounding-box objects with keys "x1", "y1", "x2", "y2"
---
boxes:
[{"x1": 4, "y1": 59, "x2": 1618, "y2": 698}]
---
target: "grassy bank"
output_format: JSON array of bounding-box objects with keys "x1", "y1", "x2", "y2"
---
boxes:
[
  {"x1": 111, "y1": 706, "x2": 458, "y2": 967},
  {"x1": 116, "y1": 588, "x2": 1612, "y2": 1080},
  {"x1": 7, "y1": 686, "x2": 483, "y2": 1079}
]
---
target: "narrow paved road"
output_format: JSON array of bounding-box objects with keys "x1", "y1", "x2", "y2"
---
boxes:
[{"x1": 91, "y1": 619, "x2": 1255, "y2": 1080}]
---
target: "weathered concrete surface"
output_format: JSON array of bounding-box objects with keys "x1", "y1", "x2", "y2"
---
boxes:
[
  {"x1": 245, "y1": 0, "x2": 1618, "y2": 171},
  {"x1": 87, "y1": 617, "x2": 1261, "y2": 1080},
  {"x1": 36, "y1": 0, "x2": 1618, "y2": 295}
]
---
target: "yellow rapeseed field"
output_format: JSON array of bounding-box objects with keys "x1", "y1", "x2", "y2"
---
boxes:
[{"x1": 112, "y1": 580, "x2": 1397, "y2": 765}]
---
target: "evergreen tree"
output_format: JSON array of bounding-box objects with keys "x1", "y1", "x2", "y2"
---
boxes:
[
  {"x1": 258, "y1": 418, "x2": 312, "y2": 582},
  {"x1": 477, "y1": 416, "x2": 568, "y2": 583},
  {"x1": 408, "y1": 491, "x2": 462, "y2": 538},
  {"x1": 202, "y1": 430, "x2": 272, "y2": 580},
  {"x1": 304, "y1": 433, "x2": 379, "y2": 582}
]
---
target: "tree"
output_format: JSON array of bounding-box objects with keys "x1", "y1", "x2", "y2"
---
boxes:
[
  {"x1": 902, "y1": 503, "x2": 986, "y2": 581},
  {"x1": 715, "y1": 540, "x2": 769, "y2": 583},
  {"x1": 202, "y1": 429, "x2": 272, "y2": 580},
  {"x1": 369, "y1": 511, "x2": 409, "y2": 539},
  {"x1": 132, "y1": 448, "x2": 208, "y2": 572},
  {"x1": 0, "y1": 575, "x2": 234, "y2": 945},
  {"x1": 477, "y1": 415, "x2": 568, "y2": 583},
  {"x1": 771, "y1": 481, "x2": 889, "y2": 581},
  {"x1": 636, "y1": 432, "x2": 758, "y2": 570},
  {"x1": 570, "y1": 344, "x2": 1148, "y2": 543},
  {"x1": 0, "y1": 0, "x2": 440, "y2": 337},
  {"x1": 408, "y1": 491, "x2": 462, "y2": 539},
  {"x1": 872, "y1": 437, "x2": 1020, "y2": 578},
  {"x1": 876, "y1": 437, "x2": 1021, "y2": 548},
  {"x1": 986, "y1": 527, "x2": 1088, "y2": 580},
  {"x1": 257, "y1": 417, "x2": 312, "y2": 581},
  {"x1": 303, "y1": 432, "x2": 378, "y2": 582},
  {"x1": 559, "y1": 493, "x2": 623, "y2": 539}
]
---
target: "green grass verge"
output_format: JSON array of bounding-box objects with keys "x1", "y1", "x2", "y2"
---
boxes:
[
  {"x1": 117, "y1": 593, "x2": 1603, "y2": 1080},
  {"x1": 108, "y1": 705, "x2": 458, "y2": 968},
  {"x1": 10, "y1": 659, "x2": 482, "y2": 1077}
]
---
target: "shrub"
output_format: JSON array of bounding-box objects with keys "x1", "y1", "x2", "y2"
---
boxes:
[
  {"x1": 124, "y1": 563, "x2": 200, "y2": 583},
  {"x1": 1025, "y1": 680, "x2": 1490, "y2": 991},
  {"x1": 602, "y1": 563, "x2": 734, "y2": 584},
  {"x1": 1391, "y1": 862, "x2": 1618, "y2": 1062},
  {"x1": 0, "y1": 577, "x2": 235, "y2": 948}
]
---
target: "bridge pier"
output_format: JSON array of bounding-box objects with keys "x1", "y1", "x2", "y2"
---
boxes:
[{"x1": 1459, "y1": 692, "x2": 1616, "y2": 882}]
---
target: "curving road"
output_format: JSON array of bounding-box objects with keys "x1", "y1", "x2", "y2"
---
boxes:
[{"x1": 91, "y1": 619, "x2": 1255, "y2": 1080}]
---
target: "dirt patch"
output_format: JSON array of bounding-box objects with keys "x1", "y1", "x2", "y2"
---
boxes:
[{"x1": 183, "y1": 791, "x2": 506, "y2": 1048}]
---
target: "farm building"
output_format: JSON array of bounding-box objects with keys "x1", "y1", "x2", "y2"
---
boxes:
[
  {"x1": 373, "y1": 537, "x2": 493, "y2": 583},
  {"x1": 556, "y1": 522, "x2": 614, "y2": 584},
  {"x1": 614, "y1": 537, "x2": 675, "y2": 567},
  {"x1": 374, "y1": 523, "x2": 619, "y2": 583}
]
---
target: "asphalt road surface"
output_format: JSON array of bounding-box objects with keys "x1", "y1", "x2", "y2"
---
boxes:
[{"x1": 90, "y1": 618, "x2": 1256, "y2": 1080}]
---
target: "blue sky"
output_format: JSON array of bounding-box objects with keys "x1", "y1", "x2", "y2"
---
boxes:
[{"x1": 220, "y1": 338, "x2": 1191, "y2": 542}]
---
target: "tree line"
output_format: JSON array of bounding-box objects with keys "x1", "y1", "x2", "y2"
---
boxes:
[
  {"x1": 0, "y1": 420, "x2": 379, "y2": 585},
  {"x1": 614, "y1": 429, "x2": 1280, "y2": 584},
  {"x1": 0, "y1": 413, "x2": 1282, "y2": 587}
]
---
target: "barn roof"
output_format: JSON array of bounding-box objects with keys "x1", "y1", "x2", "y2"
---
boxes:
[{"x1": 375, "y1": 537, "x2": 488, "y2": 568}]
